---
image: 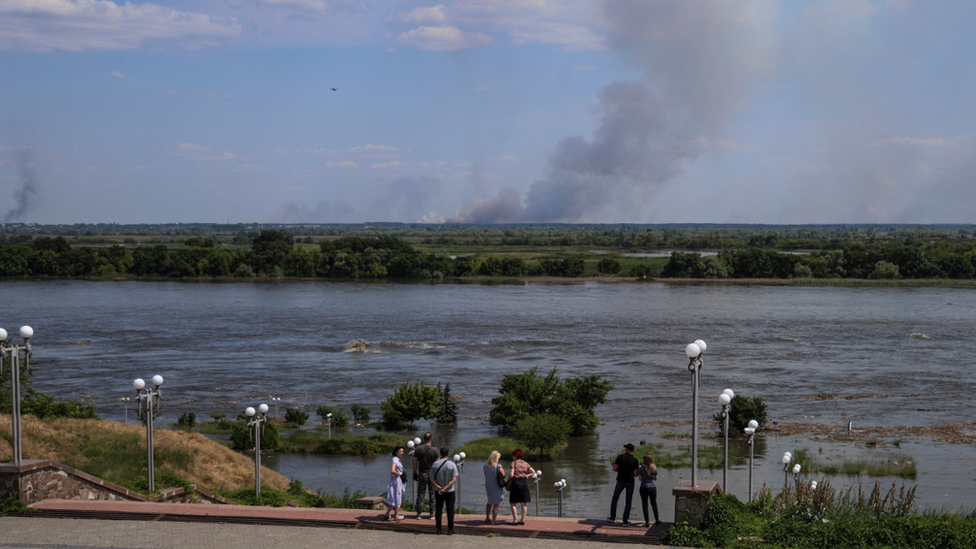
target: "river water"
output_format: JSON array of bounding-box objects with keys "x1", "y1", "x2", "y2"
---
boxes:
[{"x1": 2, "y1": 280, "x2": 975, "y2": 519}]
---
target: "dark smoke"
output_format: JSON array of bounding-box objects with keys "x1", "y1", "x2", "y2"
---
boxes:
[
  {"x1": 450, "y1": 0, "x2": 774, "y2": 223},
  {"x1": 3, "y1": 147, "x2": 39, "y2": 223}
]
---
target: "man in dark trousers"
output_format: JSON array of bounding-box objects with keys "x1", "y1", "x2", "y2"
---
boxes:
[
  {"x1": 608, "y1": 443, "x2": 640, "y2": 525},
  {"x1": 413, "y1": 432, "x2": 437, "y2": 519},
  {"x1": 429, "y1": 447, "x2": 459, "y2": 535}
]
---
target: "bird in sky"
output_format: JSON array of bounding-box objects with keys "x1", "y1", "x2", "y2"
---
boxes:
[{"x1": 331, "y1": 87, "x2": 339, "y2": 91}]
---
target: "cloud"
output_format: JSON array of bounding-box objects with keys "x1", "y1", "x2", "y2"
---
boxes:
[
  {"x1": 326, "y1": 160, "x2": 360, "y2": 169},
  {"x1": 508, "y1": 21, "x2": 605, "y2": 51},
  {"x1": 258, "y1": 0, "x2": 328, "y2": 10},
  {"x1": 275, "y1": 198, "x2": 357, "y2": 223},
  {"x1": 398, "y1": 26, "x2": 493, "y2": 51},
  {"x1": 1, "y1": 147, "x2": 39, "y2": 223},
  {"x1": 0, "y1": 0, "x2": 241, "y2": 52},
  {"x1": 109, "y1": 70, "x2": 124, "y2": 79},
  {"x1": 404, "y1": 4, "x2": 447, "y2": 23},
  {"x1": 370, "y1": 161, "x2": 403, "y2": 169},
  {"x1": 176, "y1": 143, "x2": 237, "y2": 161},
  {"x1": 875, "y1": 136, "x2": 948, "y2": 147}
]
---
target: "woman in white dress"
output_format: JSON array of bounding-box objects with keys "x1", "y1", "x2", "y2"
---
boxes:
[
  {"x1": 483, "y1": 450, "x2": 506, "y2": 524},
  {"x1": 385, "y1": 445, "x2": 406, "y2": 522}
]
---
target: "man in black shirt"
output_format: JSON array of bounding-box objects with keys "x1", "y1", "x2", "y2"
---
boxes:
[
  {"x1": 413, "y1": 432, "x2": 437, "y2": 519},
  {"x1": 608, "y1": 443, "x2": 640, "y2": 524}
]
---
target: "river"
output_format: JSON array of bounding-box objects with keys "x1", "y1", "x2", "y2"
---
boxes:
[{"x1": 2, "y1": 280, "x2": 974, "y2": 519}]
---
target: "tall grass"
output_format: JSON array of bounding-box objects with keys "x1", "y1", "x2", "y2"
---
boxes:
[
  {"x1": 276, "y1": 432, "x2": 402, "y2": 455},
  {"x1": 794, "y1": 449, "x2": 917, "y2": 478}
]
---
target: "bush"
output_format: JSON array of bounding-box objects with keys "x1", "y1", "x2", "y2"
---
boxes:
[
  {"x1": 230, "y1": 421, "x2": 280, "y2": 451},
  {"x1": 285, "y1": 407, "x2": 309, "y2": 426},
  {"x1": 436, "y1": 383, "x2": 458, "y2": 424},
  {"x1": 380, "y1": 381, "x2": 440, "y2": 429},
  {"x1": 489, "y1": 367, "x2": 612, "y2": 436},
  {"x1": 713, "y1": 394, "x2": 768, "y2": 436},
  {"x1": 350, "y1": 404, "x2": 371, "y2": 424},
  {"x1": 510, "y1": 413, "x2": 570, "y2": 459},
  {"x1": 21, "y1": 393, "x2": 99, "y2": 420},
  {"x1": 597, "y1": 257, "x2": 621, "y2": 275},
  {"x1": 177, "y1": 412, "x2": 196, "y2": 429},
  {"x1": 316, "y1": 406, "x2": 349, "y2": 428}
]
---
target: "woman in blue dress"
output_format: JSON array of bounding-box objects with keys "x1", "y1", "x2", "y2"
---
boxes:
[
  {"x1": 385, "y1": 445, "x2": 406, "y2": 522},
  {"x1": 483, "y1": 450, "x2": 506, "y2": 524}
]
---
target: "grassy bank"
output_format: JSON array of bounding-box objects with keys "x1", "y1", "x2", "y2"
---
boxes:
[
  {"x1": 0, "y1": 414, "x2": 290, "y2": 494},
  {"x1": 276, "y1": 431, "x2": 402, "y2": 455},
  {"x1": 793, "y1": 449, "x2": 917, "y2": 479}
]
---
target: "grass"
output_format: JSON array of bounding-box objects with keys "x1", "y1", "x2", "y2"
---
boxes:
[
  {"x1": 793, "y1": 449, "x2": 918, "y2": 479},
  {"x1": 276, "y1": 431, "x2": 402, "y2": 455},
  {"x1": 453, "y1": 436, "x2": 569, "y2": 462}
]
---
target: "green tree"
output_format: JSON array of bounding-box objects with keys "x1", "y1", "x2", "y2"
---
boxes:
[
  {"x1": 350, "y1": 404, "x2": 371, "y2": 424},
  {"x1": 597, "y1": 257, "x2": 621, "y2": 275},
  {"x1": 511, "y1": 413, "x2": 571, "y2": 460},
  {"x1": 230, "y1": 421, "x2": 280, "y2": 451},
  {"x1": 712, "y1": 394, "x2": 768, "y2": 436},
  {"x1": 284, "y1": 407, "x2": 309, "y2": 426},
  {"x1": 489, "y1": 367, "x2": 612, "y2": 436},
  {"x1": 317, "y1": 405, "x2": 349, "y2": 428},
  {"x1": 437, "y1": 383, "x2": 458, "y2": 424},
  {"x1": 869, "y1": 260, "x2": 901, "y2": 280},
  {"x1": 380, "y1": 381, "x2": 441, "y2": 429},
  {"x1": 250, "y1": 230, "x2": 294, "y2": 275}
]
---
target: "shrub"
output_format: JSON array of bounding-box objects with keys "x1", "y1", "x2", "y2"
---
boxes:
[
  {"x1": 21, "y1": 393, "x2": 99, "y2": 420},
  {"x1": 511, "y1": 413, "x2": 570, "y2": 459},
  {"x1": 316, "y1": 406, "x2": 349, "y2": 428},
  {"x1": 285, "y1": 407, "x2": 309, "y2": 426},
  {"x1": 713, "y1": 394, "x2": 768, "y2": 436},
  {"x1": 597, "y1": 257, "x2": 621, "y2": 275},
  {"x1": 350, "y1": 404, "x2": 371, "y2": 424},
  {"x1": 380, "y1": 381, "x2": 440, "y2": 429},
  {"x1": 436, "y1": 383, "x2": 458, "y2": 424},
  {"x1": 230, "y1": 421, "x2": 280, "y2": 451},
  {"x1": 177, "y1": 412, "x2": 196, "y2": 429},
  {"x1": 489, "y1": 367, "x2": 613, "y2": 436}
]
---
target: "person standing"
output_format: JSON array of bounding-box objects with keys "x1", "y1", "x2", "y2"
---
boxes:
[
  {"x1": 384, "y1": 445, "x2": 406, "y2": 522},
  {"x1": 429, "y1": 447, "x2": 459, "y2": 535},
  {"x1": 638, "y1": 454, "x2": 661, "y2": 527},
  {"x1": 607, "y1": 443, "x2": 640, "y2": 525},
  {"x1": 483, "y1": 450, "x2": 506, "y2": 524},
  {"x1": 413, "y1": 432, "x2": 437, "y2": 519},
  {"x1": 508, "y1": 448, "x2": 536, "y2": 525}
]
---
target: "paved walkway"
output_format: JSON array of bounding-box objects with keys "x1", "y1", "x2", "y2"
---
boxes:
[{"x1": 0, "y1": 500, "x2": 676, "y2": 548}]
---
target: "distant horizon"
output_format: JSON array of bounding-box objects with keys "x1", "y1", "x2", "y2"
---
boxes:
[{"x1": 4, "y1": 221, "x2": 976, "y2": 230}]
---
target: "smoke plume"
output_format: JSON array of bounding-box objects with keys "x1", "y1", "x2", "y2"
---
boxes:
[
  {"x1": 451, "y1": 0, "x2": 775, "y2": 223},
  {"x1": 3, "y1": 147, "x2": 39, "y2": 223}
]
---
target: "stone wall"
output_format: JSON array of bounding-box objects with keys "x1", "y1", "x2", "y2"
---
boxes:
[{"x1": 0, "y1": 460, "x2": 231, "y2": 505}]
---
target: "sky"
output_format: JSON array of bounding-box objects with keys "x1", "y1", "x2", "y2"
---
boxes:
[{"x1": 1, "y1": 0, "x2": 975, "y2": 225}]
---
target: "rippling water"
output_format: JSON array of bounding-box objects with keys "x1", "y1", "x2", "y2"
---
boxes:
[{"x1": 2, "y1": 280, "x2": 974, "y2": 517}]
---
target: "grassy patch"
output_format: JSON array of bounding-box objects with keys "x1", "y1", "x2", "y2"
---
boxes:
[
  {"x1": 454, "y1": 437, "x2": 517, "y2": 462},
  {"x1": 277, "y1": 432, "x2": 402, "y2": 455},
  {"x1": 794, "y1": 449, "x2": 917, "y2": 479}
]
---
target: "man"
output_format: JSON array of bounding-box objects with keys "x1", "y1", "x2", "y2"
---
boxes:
[
  {"x1": 429, "y1": 446, "x2": 459, "y2": 535},
  {"x1": 413, "y1": 432, "x2": 437, "y2": 519},
  {"x1": 608, "y1": 443, "x2": 640, "y2": 525}
]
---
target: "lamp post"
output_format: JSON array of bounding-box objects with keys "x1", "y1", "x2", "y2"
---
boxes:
[
  {"x1": 744, "y1": 420, "x2": 759, "y2": 502},
  {"x1": 685, "y1": 339, "x2": 707, "y2": 487},
  {"x1": 133, "y1": 374, "x2": 164, "y2": 492},
  {"x1": 120, "y1": 397, "x2": 131, "y2": 424},
  {"x1": 270, "y1": 396, "x2": 281, "y2": 417},
  {"x1": 531, "y1": 469, "x2": 542, "y2": 516},
  {"x1": 326, "y1": 413, "x2": 332, "y2": 438},
  {"x1": 0, "y1": 326, "x2": 33, "y2": 465},
  {"x1": 718, "y1": 388, "x2": 734, "y2": 492},
  {"x1": 407, "y1": 437, "x2": 421, "y2": 498},
  {"x1": 792, "y1": 463, "x2": 802, "y2": 489},
  {"x1": 781, "y1": 452, "x2": 792, "y2": 490},
  {"x1": 246, "y1": 403, "x2": 269, "y2": 497},
  {"x1": 453, "y1": 452, "x2": 466, "y2": 514},
  {"x1": 554, "y1": 479, "x2": 567, "y2": 518}
]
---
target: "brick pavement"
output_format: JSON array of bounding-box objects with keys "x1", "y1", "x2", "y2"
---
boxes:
[{"x1": 0, "y1": 516, "x2": 677, "y2": 549}]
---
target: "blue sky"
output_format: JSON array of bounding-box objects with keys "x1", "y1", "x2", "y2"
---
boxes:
[{"x1": 1, "y1": 0, "x2": 974, "y2": 224}]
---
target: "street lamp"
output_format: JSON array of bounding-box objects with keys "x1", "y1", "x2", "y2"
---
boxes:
[
  {"x1": 133, "y1": 374, "x2": 164, "y2": 492},
  {"x1": 792, "y1": 463, "x2": 802, "y2": 488},
  {"x1": 0, "y1": 326, "x2": 32, "y2": 465},
  {"x1": 531, "y1": 469, "x2": 542, "y2": 516},
  {"x1": 406, "y1": 436, "x2": 421, "y2": 498},
  {"x1": 685, "y1": 339, "x2": 707, "y2": 487},
  {"x1": 781, "y1": 452, "x2": 793, "y2": 490},
  {"x1": 453, "y1": 452, "x2": 466, "y2": 514},
  {"x1": 744, "y1": 419, "x2": 759, "y2": 502},
  {"x1": 554, "y1": 478, "x2": 568, "y2": 518},
  {"x1": 718, "y1": 388, "x2": 734, "y2": 492},
  {"x1": 120, "y1": 397, "x2": 131, "y2": 424},
  {"x1": 246, "y1": 403, "x2": 270, "y2": 497},
  {"x1": 270, "y1": 396, "x2": 281, "y2": 417},
  {"x1": 325, "y1": 413, "x2": 332, "y2": 438}
]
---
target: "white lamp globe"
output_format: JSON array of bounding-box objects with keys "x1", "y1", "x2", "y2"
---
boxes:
[
  {"x1": 782, "y1": 454, "x2": 791, "y2": 464},
  {"x1": 459, "y1": 452, "x2": 466, "y2": 460},
  {"x1": 723, "y1": 388, "x2": 735, "y2": 399},
  {"x1": 748, "y1": 420, "x2": 759, "y2": 429},
  {"x1": 536, "y1": 469, "x2": 542, "y2": 477},
  {"x1": 561, "y1": 478, "x2": 566, "y2": 484},
  {"x1": 793, "y1": 464, "x2": 801, "y2": 474},
  {"x1": 554, "y1": 481, "x2": 560, "y2": 488},
  {"x1": 453, "y1": 454, "x2": 460, "y2": 462},
  {"x1": 258, "y1": 404, "x2": 269, "y2": 414},
  {"x1": 685, "y1": 343, "x2": 701, "y2": 358},
  {"x1": 19, "y1": 326, "x2": 33, "y2": 339},
  {"x1": 152, "y1": 375, "x2": 164, "y2": 387},
  {"x1": 413, "y1": 437, "x2": 422, "y2": 445},
  {"x1": 694, "y1": 339, "x2": 707, "y2": 352},
  {"x1": 246, "y1": 407, "x2": 256, "y2": 417},
  {"x1": 0, "y1": 328, "x2": 8, "y2": 341},
  {"x1": 785, "y1": 452, "x2": 792, "y2": 459},
  {"x1": 133, "y1": 378, "x2": 146, "y2": 390},
  {"x1": 407, "y1": 440, "x2": 415, "y2": 449},
  {"x1": 744, "y1": 427, "x2": 755, "y2": 435},
  {"x1": 719, "y1": 393, "x2": 732, "y2": 406}
]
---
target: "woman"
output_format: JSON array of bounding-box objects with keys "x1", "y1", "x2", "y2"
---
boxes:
[
  {"x1": 508, "y1": 448, "x2": 536, "y2": 525},
  {"x1": 483, "y1": 450, "x2": 506, "y2": 524},
  {"x1": 638, "y1": 454, "x2": 660, "y2": 527},
  {"x1": 385, "y1": 445, "x2": 406, "y2": 522}
]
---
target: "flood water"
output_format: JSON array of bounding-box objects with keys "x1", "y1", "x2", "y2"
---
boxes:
[{"x1": 2, "y1": 280, "x2": 975, "y2": 519}]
